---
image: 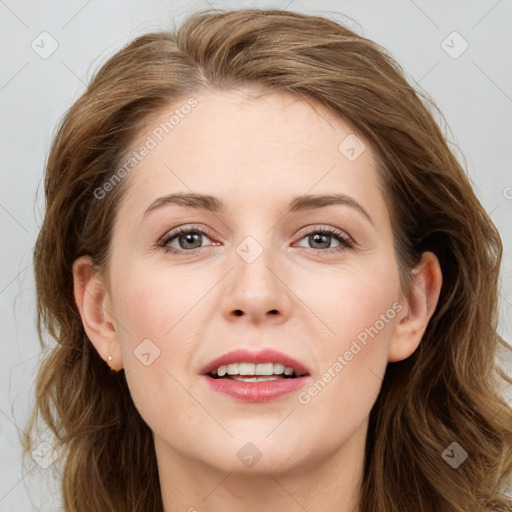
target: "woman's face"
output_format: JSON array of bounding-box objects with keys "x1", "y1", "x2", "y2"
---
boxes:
[{"x1": 93, "y1": 88, "x2": 417, "y2": 475}]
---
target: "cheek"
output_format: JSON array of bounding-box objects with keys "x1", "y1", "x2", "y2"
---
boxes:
[
  {"x1": 303, "y1": 258, "x2": 400, "y2": 354},
  {"x1": 294, "y1": 263, "x2": 400, "y2": 415},
  {"x1": 111, "y1": 260, "x2": 205, "y2": 343},
  {"x1": 108, "y1": 262, "x2": 211, "y2": 429}
]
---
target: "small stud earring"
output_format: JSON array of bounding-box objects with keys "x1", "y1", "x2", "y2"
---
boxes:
[{"x1": 107, "y1": 355, "x2": 119, "y2": 374}]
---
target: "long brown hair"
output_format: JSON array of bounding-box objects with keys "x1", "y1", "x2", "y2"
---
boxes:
[{"x1": 25, "y1": 8, "x2": 512, "y2": 511}]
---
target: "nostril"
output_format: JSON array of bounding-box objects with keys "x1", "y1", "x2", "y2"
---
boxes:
[{"x1": 234, "y1": 310, "x2": 243, "y2": 316}]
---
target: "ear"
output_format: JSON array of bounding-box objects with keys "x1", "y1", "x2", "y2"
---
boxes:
[
  {"x1": 388, "y1": 251, "x2": 443, "y2": 362},
  {"x1": 72, "y1": 255, "x2": 123, "y2": 370}
]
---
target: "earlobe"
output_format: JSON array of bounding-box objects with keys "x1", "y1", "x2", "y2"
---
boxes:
[
  {"x1": 388, "y1": 251, "x2": 443, "y2": 362},
  {"x1": 72, "y1": 256, "x2": 123, "y2": 370}
]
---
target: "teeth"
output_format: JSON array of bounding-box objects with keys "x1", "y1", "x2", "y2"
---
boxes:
[
  {"x1": 226, "y1": 363, "x2": 239, "y2": 375},
  {"x1": 273, "y1": 363, "x2": 285, "y2": 374},
  {"x1": 255, "y1": 363, "x2": 274, "y2": 375},
  {"x1": 238, "y1": 362, "x2": 255, "y2": 375},
  {"x1": 212, "y1": 362, "x2": 296, "y2": 377},
  {"x1": 232, "y1": 376, "x2": 280, "y2": 382}
]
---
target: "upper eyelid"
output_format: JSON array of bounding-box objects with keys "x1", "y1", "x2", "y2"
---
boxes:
[
  {"x1": 160, "y1": 224, "x2": 215, "y2": 244},
  {"x1": 296, "y1": 224, "x2": 348, "y2": 237},
  {"x1": 160, "y1": 224, "x2": 353, "y2": 246}
]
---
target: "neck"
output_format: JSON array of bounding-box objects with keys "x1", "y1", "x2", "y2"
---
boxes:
[{"x1": 156, "y1": 424, "x2": 366, "y2": 512}]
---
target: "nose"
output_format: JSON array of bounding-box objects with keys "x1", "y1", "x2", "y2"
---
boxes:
[{"x1": 221, "y1": 242, "x2": 292, "y2": 324}]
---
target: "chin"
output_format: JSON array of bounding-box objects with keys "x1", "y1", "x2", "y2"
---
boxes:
[{"x1": 192, "y1": 432, "x2": 310, "y2": 476}]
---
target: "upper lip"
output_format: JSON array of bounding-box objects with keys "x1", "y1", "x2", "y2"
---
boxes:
[{"x1": 200, "y1": 348, "x2": 310, "y2": 376}]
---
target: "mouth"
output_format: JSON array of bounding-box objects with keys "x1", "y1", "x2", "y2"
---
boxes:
[
  {"x1": 200, "y1": 348, "x2": 311, "y2": 403},
  {"x1": 207, "y1": 362, "x2": 305, "y2": 381}
]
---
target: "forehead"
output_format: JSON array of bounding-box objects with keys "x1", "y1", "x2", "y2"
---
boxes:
[{"x1": 116, "y1": 87, "x2": 385, "y2": 220}]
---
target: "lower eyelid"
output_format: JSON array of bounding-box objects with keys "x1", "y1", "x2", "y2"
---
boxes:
[
  {"x1": 162, "y1": 231, "x2": 214, "y2": 249},
  {"x1": 294, "y1": 235, "x2": 352, "y2": 250},
  {"x1": 159, "y1": 227, "x2": 353, "y2": 253}
]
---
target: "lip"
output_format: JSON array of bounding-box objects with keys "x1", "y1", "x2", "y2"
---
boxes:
[
  {"x1": 203, "y1": 375, "x2": 311, "y2": 403},
  {"x1": 200, "y1": 348, "x2": 311, "y2": 403}
]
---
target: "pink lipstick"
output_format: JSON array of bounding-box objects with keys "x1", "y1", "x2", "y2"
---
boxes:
[{"x1": 200, "y1": 348, "x2": 311, "y2": 403}]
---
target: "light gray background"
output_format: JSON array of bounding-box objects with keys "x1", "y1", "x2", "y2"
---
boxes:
[{"x1": 1, "y1": 0, "x2": 511, "y2": 510}]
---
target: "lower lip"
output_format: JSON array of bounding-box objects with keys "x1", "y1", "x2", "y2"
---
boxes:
[{"x1": 202, "y1": 375, "x2": 311, "y2": 403}]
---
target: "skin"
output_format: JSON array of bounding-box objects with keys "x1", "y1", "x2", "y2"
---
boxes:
[{"x1": 73, "y1": 87, "x2": 442, "y2": 512}]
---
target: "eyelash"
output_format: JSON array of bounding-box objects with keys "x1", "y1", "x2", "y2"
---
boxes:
[{"x1": 157, "y1": 224, "x2": 354, "y2": 256}]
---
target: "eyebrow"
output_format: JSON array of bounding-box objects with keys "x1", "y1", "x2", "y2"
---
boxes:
[{"x1": 143, "y1": 192, "x2": 374, "y2": 225}]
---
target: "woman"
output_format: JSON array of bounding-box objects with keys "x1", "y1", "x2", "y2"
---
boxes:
[{"x1": 25, "y1": 8, "x2": 512, "y2": 512}]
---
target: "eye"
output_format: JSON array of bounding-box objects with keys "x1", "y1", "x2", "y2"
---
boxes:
[
  {"x1": 158, "y1": 226, "x2": 218, "y2": 255},
  {"x1": 294, "y1": 226, "x2": 354, "y2": 253},
  {"x1": 158, "y1": 224, "x2": 354, "y2": 256}
]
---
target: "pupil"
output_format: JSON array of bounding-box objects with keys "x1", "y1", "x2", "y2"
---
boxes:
[
  {"x1": 180, "y1": 232, "x2": 201, "y2": 249},
  {"x1": 311, "y1": 233, "x2": 330, "y2": 249}
]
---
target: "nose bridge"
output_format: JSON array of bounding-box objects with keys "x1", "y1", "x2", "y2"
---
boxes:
[
  {"x1": 223, "y1": 230, "x2": 291, "y2": 322},
  {"x1": 233, "y1": 232, "x2": 279, "y2": 295}
]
